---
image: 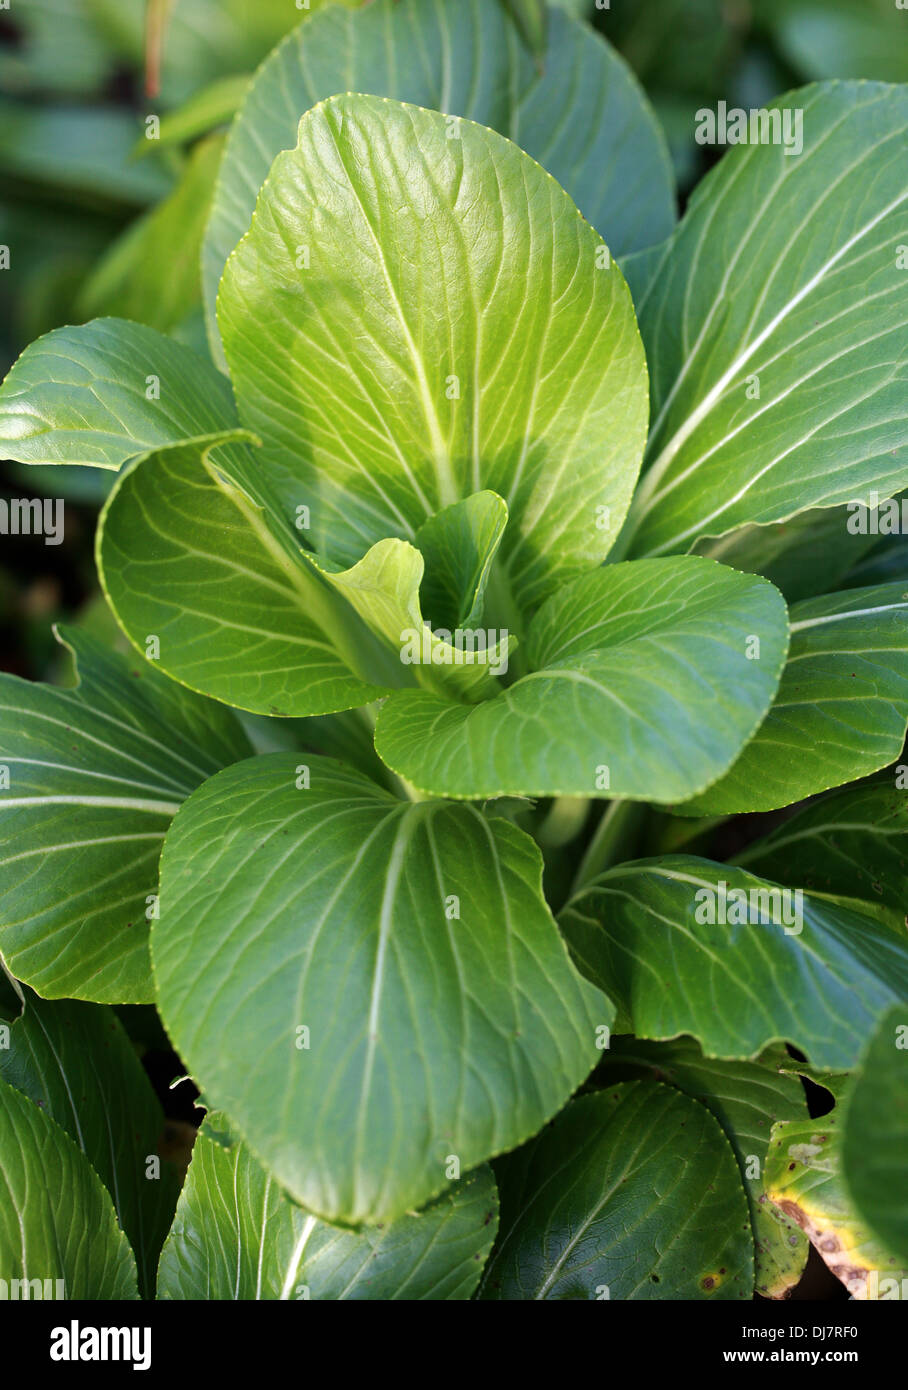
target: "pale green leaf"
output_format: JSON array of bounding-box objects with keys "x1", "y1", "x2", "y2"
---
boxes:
[
  {"x1": 203, "y1": 0, "x2": 674, "y2": 344},
  {"x1": 218, "y1": 93, "x2": 648, "y2": 613},
  {"x1": 765, "y1": 1109, "x2": 902, "y2": 1299},
  {"x1": 374, "y1": 556, "x2": 788, "y2": 800},
  {"x1": 414, "y1": 491, "x2": 509, "y2": 632},
  {"x1": 305, "y1": 496, "x2": 514, "y2": 703},
  {"x1": 97, "y1": 438, "x2": 407, "y2": 716}
]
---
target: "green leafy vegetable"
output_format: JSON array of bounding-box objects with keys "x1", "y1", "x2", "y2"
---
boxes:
[{"x1": 0, "y1": 12, "x2": 906, "y2": 1303}]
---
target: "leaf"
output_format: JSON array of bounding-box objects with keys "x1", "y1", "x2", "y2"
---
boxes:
[
  {"x1": 0, "y1": 626, "x2": 251, "y2": 1002},
  {"x1": 153, "y1": 754, "x2": 610, "y2": 1226},
  {"x1": 203, "y1": 0, "x2": 674, "y2": 347},
  {"x1": 0, "y1": 317, "x2": 237, "y2": 468},
  {"x1": 0, "y1": 1076, "x2": 139, "y2": 1299},
  {"x1": 598, "y1": 1038, "x2": 809, "y2": 1298},
  {"x1": 841, "y1": 1005, "x2": 908, "y2": 1267},
  {"x1": 559, "y1": 855, "x2": 908, "y2": 1070},
  {"x1": 679, "y1": 583, "x2": 908, "y2": 814},
  {"x1": 134, "y1": 75, "x2": 250, "y2": 153},
  {"x1": 218, "y1": 93, "x2": 648, "y2": 615},
  {"x1": 480, "y1": 1084, "x2": 754, "y2": 1299},
  {"x1": 97, "y1": 438, "x2": 406, "y2": 716},
  {"x1": 0, "y1": 987, "x2": 181, "y2": 1298},
  {"x1": 374, "y1": 556, "x2": 788, "y2": 800},
  {"x1": 734, "y1": 781, "x2": 908, "y2": 916},
  {"x1": 77, "y1": 136, "x2": 225, "y2": 335},
  {"x1": 414, "y1": 491, "x2": 509, "y2": 632},
  {"x1": 157, "y1": 1112, "x2": 498, "y2": 1300},
  {"x1": 621, "y1": 82, "x2": 908, "y2": 558},
  {"x1": 305, "y1": 493, "x2": 514, "y2": 702},
  {"x1": 764, "y1": 1110, "x2": 902, "y2": 1299}
]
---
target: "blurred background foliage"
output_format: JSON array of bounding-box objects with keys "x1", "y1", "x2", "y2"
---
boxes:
[{"x1": 1, "y1": 0, "x2": 906, "y2": 680}]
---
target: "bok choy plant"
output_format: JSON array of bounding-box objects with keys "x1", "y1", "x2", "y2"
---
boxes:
[{"x1": 0, "y1": 0, "x2": 906, "y2": 1304}]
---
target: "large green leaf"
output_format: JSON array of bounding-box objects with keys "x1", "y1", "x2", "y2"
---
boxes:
[
  {"x1": 0, "y1": 626, "x2": 251, "y2": 1002},
  {"x1": 374, "y1": 556, "x2": 788, "y2": 800},
  {"x1": 158, "y1": 1112, "x2": 498, "y2": 1300},
  {"x1": 0, "y1": 317, "x2": 236, "y2": 468},
  {"x1": 153, "y1": 754, "x2": 609, "y2": 1226},
  {"x1": 481, "y1": 1084, "x2": 754, "y2": 1299},
  {"x1": 218, "y1": 93, "x2": 647, "y2": 613},
  {"x1": 0, "y1": 1076, "x2": 138, "y2": 1299},
  {"x1": 842, "y1": 1005, "x2": 908, "y2": 1267},
  {"x1": 97, "y1": 438, "x2": 404, "y2": 717},
  {"x1": 598, "y1": 1038, "x2": 808, "y2": 1298},
  {"x1": 203, "y1": 0, "x2": 673, "y2": 345},
  {"x1": 621, "y1": 82, "x2": 908, "y2": 558},
  {"x1": 559, "y1": 856, "x2": 908, "y2": 1070},
  {"x1": 680, "y1": 583, "x2": 908, "y2": 814},
  {"x1": 765, "y1": 1109, "x2": 902, "y2": 1299},
  {"x1": 734, "y1": 782, "x2": 908, "y2": 916},
  {"x1": 0, "y1": 988, "x2": 181, "y2": 1297}
]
